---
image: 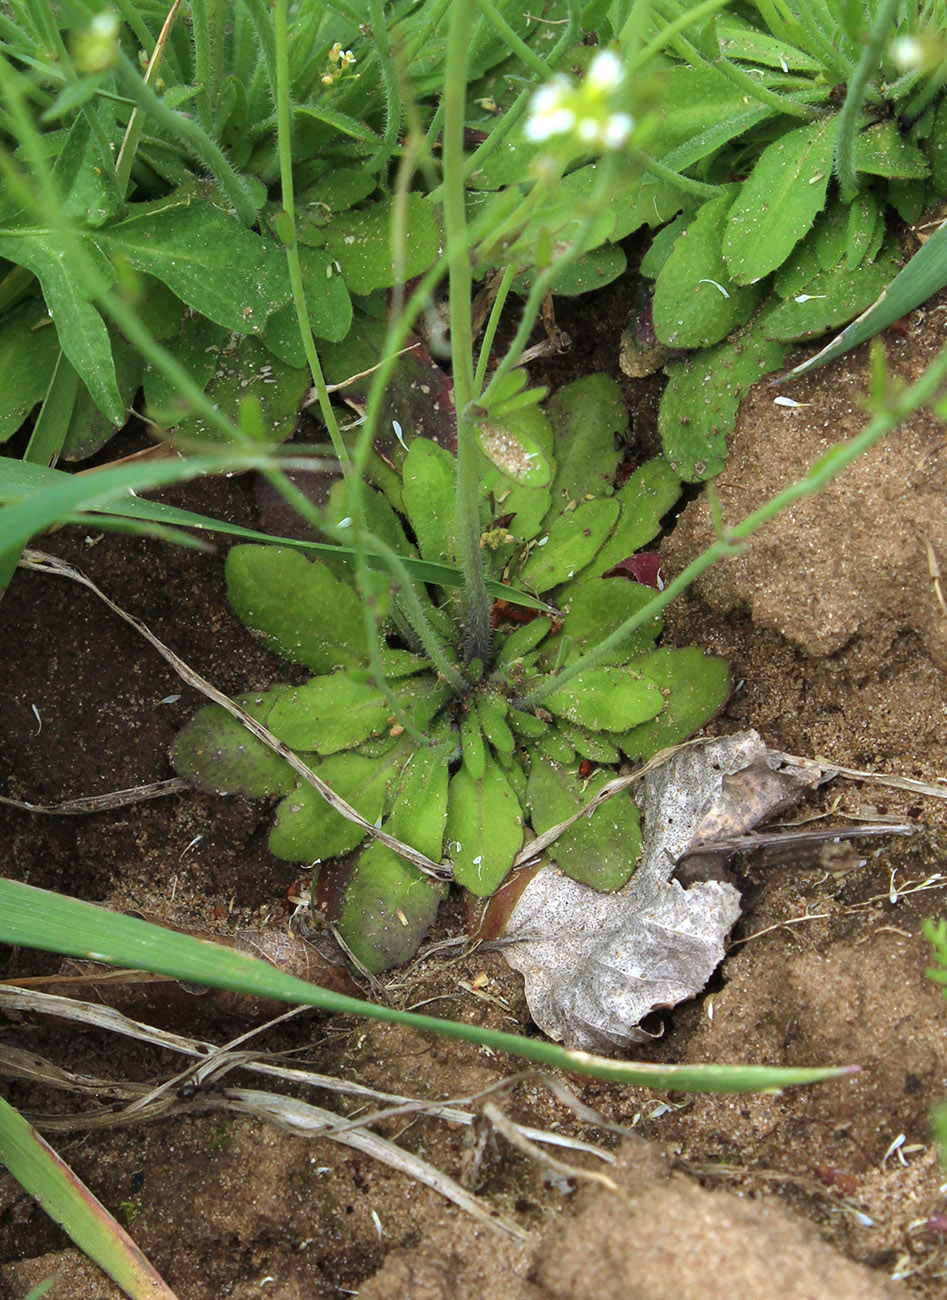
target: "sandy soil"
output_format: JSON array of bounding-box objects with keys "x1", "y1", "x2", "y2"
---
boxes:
[{"x1": 2, "y1": 280, "x2": 947, "y2": 1299}]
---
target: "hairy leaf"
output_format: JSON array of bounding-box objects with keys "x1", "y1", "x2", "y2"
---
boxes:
[
  {"x1": 544, "y1": 375, "x2": 627, "y2": 519},
  {"x1": 269, "y1": 746, "x2": 407, "y2": 862},
  {"x1": 519, "y1": 498, "x2": 619, "y2": 593},
  {"x1": 0, "y1": 301, "x2": 61, "y2": 443},
  {"x1": 545, "y1": 667, "x2": 663, "y2": 731},
  {"x1": 559, "y1": 577, "x2": 662, "y2": 662},
  {"x1": 764, "y1": 244, "x2": 900, "y2": 340},
  {"x1": 336, "y1": 841, "x2": 444, "y2": 973},
  {"x1": 100, "y1": 191, "x2": 292, "y2": 333},
  {"x1": 0, "y1": 232, "x2": 121, "y2": 422},
  {"x1": 853, "y1": 121, "x2": 928, "y2": 180},
  {"x1": 226, "y1": 545, "x2": 368, "y2": 672},
  {"x1": 447, "y1": 756, "x2": 524, "y2": 895},
  {"x1": 590, "y1": 456, "x2": 682, "y2": 577},
  {"x1": 268, "y1": 674, "x2": 391, "y2": 754},
  {"x1": 526, "y1": 755, "x2": 642, "y2": 891},
  {"x1": 618, "y1": 647, "x2": 731, "y2": 761},
  {"x1": 653, "y1": 188, "x2": 763, "y2": 347},
  {"x1": 171, "y1": 690, "x2": 296, "y2": 797},
  {"x1": 402, "y1": 438, "x2": 456, "y2": 565},
  {"x1": 723, "y1": 115, "x2": 840, "y2": 285},
  {"x1": 659, "y1": 313, "x2": 788, "y2": 481},
  {"x1": 322, "y1": 194, "x2": 440, "y2": 295}
]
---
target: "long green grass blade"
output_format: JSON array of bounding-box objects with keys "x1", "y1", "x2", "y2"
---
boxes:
[
  {"x1": 782, "y1": 219, "x2": 947, "y2": 381},
  {"x1": 0, "y1": 1094, "x2": 179, "y2": 1300},
  {"x1": 0, "y1": 458, "x2": 553, "y2": 611},
  {"x1": 0, "y1": 878, "x2": 857, "y2": 1093}
]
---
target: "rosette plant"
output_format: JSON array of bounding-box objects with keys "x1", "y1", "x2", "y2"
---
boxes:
[{"x1": 167, "y1": 6, "x2": 734, "y2": 975}]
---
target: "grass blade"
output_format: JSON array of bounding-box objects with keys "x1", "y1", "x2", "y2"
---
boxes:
[
  {"x1": 0, "y1": 1094, "x2": 179, "y2": 1300},
  {"x1": 0, "y1": 457, "x2": 554, "y2": 611},
  {"x1": 0, "y1": 878, "x2": 857, "y2": 1093}
]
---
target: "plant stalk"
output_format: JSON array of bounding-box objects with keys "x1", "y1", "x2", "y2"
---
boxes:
[{"x1": 443, "y1": 0, "x2": 493, "y2": 668}]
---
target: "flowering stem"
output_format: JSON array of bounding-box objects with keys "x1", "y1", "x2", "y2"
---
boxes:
[{"x1": 444, "y1": 0, "x2": 493, "y2": 669}]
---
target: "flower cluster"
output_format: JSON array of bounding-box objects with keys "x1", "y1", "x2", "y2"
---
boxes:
[
  {"x1": 322, "y1": 41, "x2": 356, "y2": 87},
  {"x1": 525, "y1": 49, "x2": 632, "y2": 152}
]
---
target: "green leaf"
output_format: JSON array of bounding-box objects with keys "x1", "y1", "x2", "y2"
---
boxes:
[
  {"x1": 388, "y1": 739, "x2": 449, "y2": 862},
  {"x1": 402, "y1": 437, "x2": 456, "y2": 565},
  {"x1": 476, "y1": 410, "x2": 553, "y2": 488},
  {"x1": 519, "y1": 498, "x2": 619, "y2": 593},
  {"x1": 845, "y1": 191, "x2": 879, "y2": 270},
  {"x1": 497, "y1": 616, "x2": 551, "y2": 666},
  {"x1": 460, "y1": 707, "x2": 487, "y2": 780},
  {"x1": 659, "y1": 313, "x2": 789, "y2": 481},
  {"x1": 781, "y1": 218, "x2": 947, "y2": 380},
  {"x1": 526, "y1": 755, "x2": 641, "y2": 891},
  {"x1": 268, "y1": 674, "x2": 391, "y2": 754},
  {"x1": 618, "y1": 647, "x2": 731, "y2": 761},
  {"x1": 171, "y1": 691, "x2": 296, "y2": 796},
  {"x1": 716, "y1": 16, "x2": 821, "y2": 71},
  {"x1": 336, "y1": 840, "x2": 444, "y2": 973},
  {"x1": 0, "y1": 301, "x2": 61, "y2": 442},
  {"x1": 887, "y1": 177, "x2": 926, "y2": 224},
  {"x1": 171, "y1": 333, "x2": 310, "y2": 444},
  {"x1": 447, "y1": 756, "x2": 524, "y2": 895},
  {"x1": 644, "y1": 65, "x2": 772, "y2": 168},
  {"x1": 639, "y1": 213, "x2": 689, "y2": 279},
  {"x1": 143, "y1": 314, "x2": 228, "y2": 426},
  {"x1": 931, "y1": 98, "x2": 947, "y2": 194},
  {"x1": 763, "y1": 244, "x2": 900, "y2": 340},
  {"x1": 589, "y1": 456, "x2": 682, "y2": 577},
  {"x1": 299, "y1": 166, "x2": 378, "y2": 211},
  {"x1": 653, "y1": 188, "x2": 764, "y2": 347},
  {"x1": 545, "y1": 667, "x2": 663, "y2": 731},
  {"x1": 53, "y1": 105, "x2": 122, "y2": 229},
  {"x1": 559, "y1": 577, "x2": 662, "y2": 662},
  {"x1": 63, "y1": 324, "x2": 143, "y2": 459},
  {"x1": 261, "y1": 245, "x2": 353, "y2": 366},
  {"x1": 0, "y1": 232, "x2": 122, "y2": 422},
  {"x1": 476, "y1": 691, "x2": 515, "y2": 757},
  {"x1": 269, "y1": 746, "x2": 407, "y2": 862},
  {"x1": 814, "y1": 198, "x2": 851, "y2": 272},
  {"x1": 226, "y1": 545, "x2": 368, "y2": 672},
  {"x1": 853, "y1": 121, "x2": 928, "y2": 180},
  {"x1": 772, "y1": 227, "x2": 823, "y2": 298},
  {"x1": 518, "y1": 244, "x2": 627, "y2": 297},
  {"x1": 723, "y1": 114, "x2": 840, "y2": 285},
  {"x1": 544, "y1": 375, "x2": 627, "y2": 520},
  {"x1": 538, "y1": 726, "x2": 575, "y2": 766},
  {"x1": 100, "y1": 191, "x2": 292, "y2": 333},
  {"x1": 322, "y1": 195, "x2": 440, "y2": 295}
]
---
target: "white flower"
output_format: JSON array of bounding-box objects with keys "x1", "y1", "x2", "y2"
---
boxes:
[
  {"x1": 602, "y1": 112, "x2": 632, "y2": 148},
  {"x1": 890, "y1": 35, "x2": 925, "y2": 69},
  {"x1": 524, "y1": 51, "x2": 632, "y2": 152},
  {"x1": 524, "y1": 79, "x2": 576, "y2": 142},
  {"x1": 586, "y1": 49, "x2": 624, "y2": 91}
]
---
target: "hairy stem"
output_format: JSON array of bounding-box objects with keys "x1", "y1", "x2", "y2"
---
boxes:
[{"x1": 443, "y1": 0, "x2": 493, "y2": 667}]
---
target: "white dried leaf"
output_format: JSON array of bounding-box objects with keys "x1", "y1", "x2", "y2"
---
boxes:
[{"x1": 503, "y1": 732, "x2": 822, "y2": 1051}]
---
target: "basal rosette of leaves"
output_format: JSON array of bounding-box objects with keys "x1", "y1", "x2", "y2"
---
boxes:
[{"x1": 172, "y1": 374, "x2": 729, "y2": 973}]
